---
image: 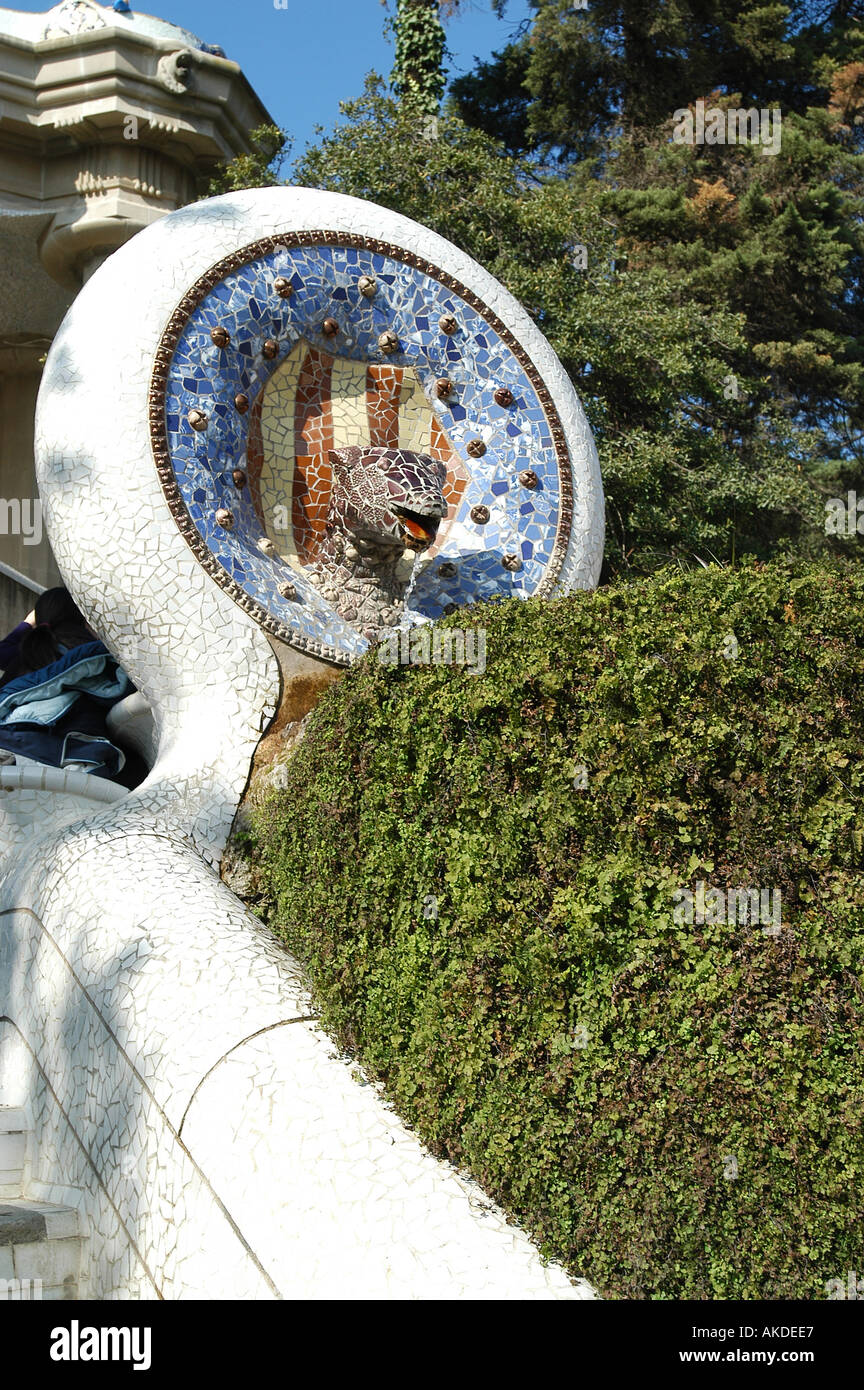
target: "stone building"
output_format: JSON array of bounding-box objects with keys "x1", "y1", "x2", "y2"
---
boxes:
[{"x1": 0, "y1": 0, "x2": 273, "y2": 629}]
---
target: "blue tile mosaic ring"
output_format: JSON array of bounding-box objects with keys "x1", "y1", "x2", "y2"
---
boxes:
[{"x1": 150, "y1": 216, "x2": 603, "y2": 665}]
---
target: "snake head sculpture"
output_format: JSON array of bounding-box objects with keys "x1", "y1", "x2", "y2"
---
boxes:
[
  {"x1": 327, "y1": 445, "x2": 448, "y2": 554},
  {"x1": 306, "y1": 445, "x2": 450, "y2": 637}
]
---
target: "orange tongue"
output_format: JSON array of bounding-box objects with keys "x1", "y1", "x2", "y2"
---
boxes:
[{"x1": 402, "y1": 516, "x2": 430, "y2": 540}]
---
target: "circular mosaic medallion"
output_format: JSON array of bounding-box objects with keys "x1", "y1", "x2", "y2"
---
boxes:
[{"x1": 150, "y1": 230, "x2": 600, "y2": 665}]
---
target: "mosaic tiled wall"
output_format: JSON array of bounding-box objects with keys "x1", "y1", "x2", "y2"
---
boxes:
[
  {"x1": 153, "y1": 232, "x2": 604, "y2": 663},
  {"x1": 0, "y1": 188, "x2": 604, "y2": 1298},
  {"x1": 250, "y1": 342, "x2": 467, "y2": 567}
]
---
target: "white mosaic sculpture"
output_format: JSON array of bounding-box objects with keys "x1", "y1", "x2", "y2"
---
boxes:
[{"x1": 0, "y1": 188, "x2": 603, "y2": 1298}]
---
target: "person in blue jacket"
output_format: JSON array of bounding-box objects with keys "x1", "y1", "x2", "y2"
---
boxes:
[
  {"x1": 0, "y1": 587, "x2": 141, "y2": 785},
  {"x1": 0, "y1": 586, "x2": 94, "y2": 688}
]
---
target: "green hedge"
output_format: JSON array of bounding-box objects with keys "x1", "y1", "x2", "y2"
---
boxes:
[{"x1": 247, "y1": 559, "x2": 864, "y2": 1299}]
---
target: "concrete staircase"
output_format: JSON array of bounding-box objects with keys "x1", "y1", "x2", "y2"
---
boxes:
[{"x1": 0, "y1": 1108, "x2": 84, "y2": 1300}]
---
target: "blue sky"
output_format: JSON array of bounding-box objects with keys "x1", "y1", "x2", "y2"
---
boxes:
[{"x1": 12, "y1": 0, "x2": 533, "y2": 157}]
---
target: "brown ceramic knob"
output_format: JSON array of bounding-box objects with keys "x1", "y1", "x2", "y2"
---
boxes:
[
  {"x1": 187, "y1": 409, "x2": 208, "y2": 432},
  {"x1": 494, "y1": 386, "x2": 514, "y2": 408},
  {"x1": 358, "y1": 275, "x2": 377, "y2": 298},
  {"x1": 378, "y1": 330, "x2": 400, "y2": 354},
  {"x1": 232, "y1": 469, "x2": 247, "y2": 489},
  {"x1": 502, "y1": 553, "x2": 523, "y2": 571},
  {"x1": 439, "y1": 314, "x2": 459, "y2": 336},
  {"x1": 467, "y1": 438, "x2": 487, "y2": 458},
  {"x1": 438, "y1": 561, "x2": 458, "y2": 579},
  {"x1": 215, "y1": 508, "x2": 234, "y2": 529},
  {"x1": 273, "y1": 277, "x2": 293, "y2": 299},
  {"x1": 210, "y1": 326, "x2": 230, "y2": 348},
  {"x1": 234, "y1": 393, "x2": 249, "y2": 414},
  {"x1": 518, "y1": 469, "x2": 539, "y2": 489},
  {"x1": 258, "y1": 537, "x2": 278, "y2": 557},
  {"x1": 470, "y1": 505, "x2": 490, "y2": 525},
  {"x1": 435, "y1": 378, "x2": 453, "y2": 400},
  {"x1": 278, "y1": 579, "x2": 298, "y2": 601},
  {"x1": 322, "y1": 317, "x2": 340, "y2": 337},
  {"x1": 262, "y1": 339, "x2": 279, "y2": 360}
]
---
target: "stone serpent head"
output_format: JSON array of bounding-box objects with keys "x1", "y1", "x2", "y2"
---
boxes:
[
  {"x1": 306, "y1": 445, "x2": 449, "y2": 638},
  {"x1": 328, "y1": 445, "x2": 447, "y2": 553}
]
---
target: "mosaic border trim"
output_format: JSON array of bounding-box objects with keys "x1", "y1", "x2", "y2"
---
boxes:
[{"x1": 148, "y1": 232, "x2": 575, "y2": 664}]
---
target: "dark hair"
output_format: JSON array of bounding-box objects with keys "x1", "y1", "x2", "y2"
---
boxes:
[{"x1": 16, "y1": 587, "x2": 93, "y2": 677}]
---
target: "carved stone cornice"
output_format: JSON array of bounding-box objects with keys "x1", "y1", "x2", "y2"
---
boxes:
[{"x1": 0, "y1": 2, "x2": 274, "y2": 287}]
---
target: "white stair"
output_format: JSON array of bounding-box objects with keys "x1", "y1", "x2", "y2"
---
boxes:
[
  {"x1": 0, "y1": 1108, "x2": 84, "y2": 1300},
  {"x1": 0, "y1": 1106, "x2": 26, "y2": 1198}
]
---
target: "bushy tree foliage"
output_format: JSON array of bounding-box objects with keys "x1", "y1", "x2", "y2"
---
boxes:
[{"x1": 206, "y1": 124, "x2": 290, "y2": 195}]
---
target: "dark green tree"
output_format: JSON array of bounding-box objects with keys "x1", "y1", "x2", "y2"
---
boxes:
[
  {"x1": 446, "y1": 0, "x2": 864, "y2": 568},
  {"x1": 447, "y1": 37, "x2": 535, "y2": 156},
  {"x1": 453, "y1": 1, "x2": 864, "y2": 160}
]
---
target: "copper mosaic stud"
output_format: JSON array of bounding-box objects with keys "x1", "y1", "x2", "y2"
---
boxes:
[
  {"x1": 435, "y1": 378, "x2": 454, "y2": 400},
  {"x1": 502, "y1": 553, "x2": 523, "y2": 571},
  {"x1": 322, "y1": 317, "x2": 340, "y2": 337},
  {"x1": 210, "y1": 326, "x2": 230, "y2": 348},
  {"x1": 467, "y1": 438, "x2": 487, "y2": 458},
  {"x1": 470, "y1": 504, "x2": 490, "y2": 525},
  {"x1": 494, "y1": 386, "x2": 515, "y2": 408},
  {"x1": 232, "y1": 469, "x2": 247, "y2": 489},
  {"x1": 439, "y1": 313, "x2": 459, "y2": 336},
  {"x1": 215, "y1": 508, "x2": 234, "y2": 529},
  {"x1": 258, "y1": 537, "x2": 278, "y2": 557},
  {"x1": 262, "y1": 339, "x2": 279, "y2": 360},
  {"x1": 187, "y1": 409, "x2": 208, "y2": 432},
  {"x1": 438, "y1": 561, "x2": 458, "y2": 578},
  {"x1": 273, "y1": 277, "x2": 294, "y2": 299},
  {"x1": 358, "y1": 275, "x2": 377, "y2": 298},
  {"x1": 234, "y1": 393, "x2": 249, "y2": 414},
  {"x1": 378, "y1": 330, "x2": 400, "y2": 354},
  {"x1": 278, "y1": 579, "x2": 298, "y2": 601},
  {"x1": 518, "y1": 469, "x2": 539, "y2": 489}
]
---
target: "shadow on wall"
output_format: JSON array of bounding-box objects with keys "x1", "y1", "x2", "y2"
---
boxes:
[{"x1": 0, "y1": 895, "x2": 160, "y2": 1297}]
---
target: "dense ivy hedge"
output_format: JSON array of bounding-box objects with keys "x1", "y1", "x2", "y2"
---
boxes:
[{"x1": 246, "y1": 559, "x2": 864, "y2": 1299}]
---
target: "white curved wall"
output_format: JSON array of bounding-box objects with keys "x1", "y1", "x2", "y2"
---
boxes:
[{"x1": 0, "y1": 824, "x2": 593, "y2": 1298}]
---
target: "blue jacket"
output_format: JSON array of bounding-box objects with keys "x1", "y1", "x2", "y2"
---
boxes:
[{"x1": 0, "y1": 642, "x2": 132, "y2": 777}]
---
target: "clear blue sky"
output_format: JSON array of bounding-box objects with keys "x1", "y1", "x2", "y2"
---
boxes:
[{"x1": 10, "y1": 0, "x2": 533, "y2": 158}]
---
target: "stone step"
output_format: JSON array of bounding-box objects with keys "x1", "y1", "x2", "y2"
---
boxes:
[
  {"x1": 0, "y1": 1199, "x2": 83, "y2": 1300},
  {"x1": 0, "y1": 1107, "x2": 27, "y2": 1199}
]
